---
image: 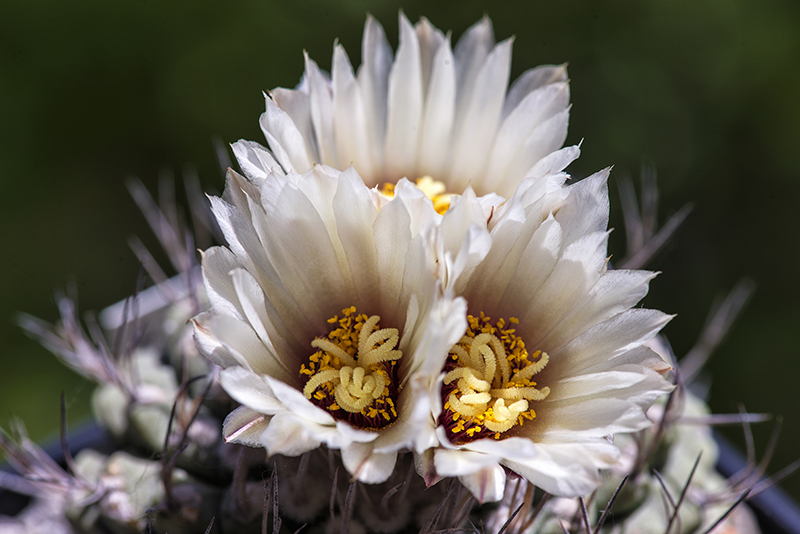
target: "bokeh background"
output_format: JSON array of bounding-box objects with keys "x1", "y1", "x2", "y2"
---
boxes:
[{"x1": 2, "y1": 0, "x2": 799, "y2": 502}]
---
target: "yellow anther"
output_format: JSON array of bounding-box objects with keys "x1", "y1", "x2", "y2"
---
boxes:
[{"x1": 378, "y1": 176, "x2": 453, "y2": 215}]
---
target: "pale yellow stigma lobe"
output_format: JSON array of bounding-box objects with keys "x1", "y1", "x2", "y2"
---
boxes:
[{"x1": 443, "y1": 314, "x2": 550, "y2": 440}]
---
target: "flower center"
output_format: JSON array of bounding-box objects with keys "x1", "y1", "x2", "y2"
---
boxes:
[
  {"x1": 440, "y1": 313, "x2": 550, "y2": 443},
  {"x1": 380, "y1": 176, "x2": 453, "y2": 215},
  {"x1": 301, "y1": 306, "x2": 401, "y2": 430}
]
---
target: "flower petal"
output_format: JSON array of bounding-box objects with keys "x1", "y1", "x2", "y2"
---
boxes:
[
  {"x1": 259, "y1": 411, "x2": 324, "y2": 457},
  {"x1": 357, "y1": 14, "x2": 393, "y2": 174},
  {"x1": 232, "y1": 139, "x2": 283, "y2": 180},
  {"x1": 547, "y1": 309, "x2": 674, "y2": 377},
  {"x1": 502, "y1": 64, "x2": 569, "y2": 119},
  {"x1": 332, "y1": 167, "x2": 381, "y2": 310},
  {"x1": 223, "y1": 405, "x2": 272, "y2": 447},
  {"x1": 384, "y1": 12, "x2": 423, "y2": 179},
  {"x1": 219, "y1": 367, "x2": 287, "y2": 415},
  {"x1": 503, "y1": 440, "x2": 619, "y2": 497},
  {"x1": 453, "y1": 16, "x2": 494, "y2": 123},
  {"x1": 487, "y1": 82, "x2": 571, "y2": 191},
  {"x1": 341, "y1": 442, "x2": 398, "y2": 484},
  {"x1": 417, "y1": 34, "x2": 456, "y2": 178},
  {"x1": 260, "y1": 96, "x2": 313, "y2": 173},
  {"x1": 271, "y1": 87, "x2": 318, "y2": 166},
  {"x1": 303, "y1": 52, "x2": 337, "y2": 167},
  {"x1": 458, "y1": 465, "x2": 506, "y2": 503},
  {"x1": 449, "y1": 38, "x2": 513, "y2": 192},
  {"x1": 333, "y1": 45, "x2": 374, "y2": 178}
]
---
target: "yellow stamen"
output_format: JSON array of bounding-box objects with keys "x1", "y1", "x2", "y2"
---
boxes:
[
  {"x1": 300, "y1": 307, "x2": 402, "y2": 430},
  {"x1": 379, "y1": 176, "x2": 453, "y2": 215},
  {"x1": 441, "y1": 314, "x2": 550, "y2": 442}
]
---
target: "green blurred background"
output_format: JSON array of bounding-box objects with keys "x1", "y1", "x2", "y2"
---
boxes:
[{"x1": 2, "y1": 0, "x2": 799, "y2": 502}]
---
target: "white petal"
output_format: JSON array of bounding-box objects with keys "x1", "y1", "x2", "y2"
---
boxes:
[
  {"x1": 453, "y1": 16, "x2": 494, "y2": 122},
  {"x1": 485, "y1": 83, "x2": 570, "y2": 194},
  {"x1": 519, "y1": 231, "x2": 610, "y2": 347},
  {"x1": 414, "y1": 449, "x2": 442, "y2": 487},
  {"x1": 502, "y1": 108, "x2": 571, "y2": 188},
  {"x1": 230, "y1": 267, "x2": 297, "y2": 377},
  {"x1": 463, "y1": 436, "x2": 540, "y2": 459},
  {"x1": 415, "y1": 17, "x2": 446, "y2": 92},
  {"x1": 260, "y1": 96, "x2": 313, "y2": 173},
  {"x1": 502, "y1": 64, "x2": 569, "y2": 119},
  {"x1": 219, "y1": 367, "x2": 286, "y2": 415},
  {"x1": 537, "y1": 397, "x2": 653, "y2": 437},
  {"x1": 556, "y1": 169, "x2": 611, "y2": 244},
  {"x1": 259, "y1": 411, "x2": 323, "y2": 457},
  {"x1": 369, "y1": 375, "x2": 426, "y2": 454},
  {"x1": 208, "y1": 193, "x2": 264, "y2": 274},
  {"x1": 206, "y1": 314, "x2": 294, "y2": 382},
  {"x1": 260, "y1": 372, "x2": 338, "y2": 426},
  {"x1": 417, "y1": 35, "x2": 456, "y2": 178},
  {"x1": 393, "y1": 177, "x2": 441, "y2": 234},
  {"x1": 440, "y1": 187, "x2": 487, "y2": 260},
  {"x1": 458, "y1": 465, "x2": 506, "y2": 503},
  {"x1": 503, "y1": 440, "x2": 618, "y2": 497},
  {"x1": 526, "y1": 144, "x2": 581, "y2": 179},
  {"x1": 376, "y1": 323, "x2": 461, "y2": 454},
  {"x1": 259, "y1": 180, "x2": 353, "y2": 328},
  {"x1": 222, "y1": 165, "x2": 264, "y2": 211},
  {"x1": 303, "y1": 53, "x2": 337, "y2": 166},
  {"x1": 537, "y1": 269, "x2": 658, "y2": 350},
  {"x1": 332, "y1": 167, "x2": 380, "y2": 309},
  {"x1": 332, "y1": 46, "x2": 374, "y2": 180},
  {"x1": 373, "y1": 187, "x2": 417, "y2": 321},
  {"x1": 232, "y1": 139, "x2": 282, "y2": 180},
  {"x1": 341, "y1": 442, "x2": 397, "y2": 484},
  {"x1": 449, "y1": 38, "x2": 513, "y2": 192},
  {"x1": 191, "y1": 311, "x2": 240, "y2": 369},
  {"x1": 434, "y1": 447, "x2": 501, "y2": 476},
  {"x1": 384, "y1": 13, "x2": 423, "y2": 179},
  {"x1": 414, "y1": 298, "x2": 467, "y2": 377},
  {"x1": 271, "y1": 88, "x2": 318, "y2": 164},
  {"x1": 357, "y1": 15, "x2": 393, "y2": 173},
  {"x1": 213, "y1": 184, "x2": 313, "y2": 355},
  {"x1": 546, "y1": 369, "x2": 666, "y2": 402},
  {"x1": 335, "y1": 421, "x2": 380, "y2": 444},
  {"x1": 201, "y1": 246, "x2": 245, "y2": 320},
  {"x1": 223, "y1": 405, "x2": 271, "y2": 447},
  {"x1": 480, "y1": 214, "x2": 563, "y2": 316},
  {"x1": 547, "y1": 309, "x2": 674, "y2": 377},
  {"x1": 434, "y1": 440, "x2": 506, "y2": 503},
  {"x1": 492, "y1": 82, "x2": 570, "y2": 164}
]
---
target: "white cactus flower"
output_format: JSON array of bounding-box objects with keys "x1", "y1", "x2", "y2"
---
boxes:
[
  {"x1": 191, "y1": 164, "x2": 465, "y2": 484},
  {"x1": 422, "y1": 151, "x2": 674, "y2": 502},
  {"x1": 233, "y1": 12, "x2": 571, "y2": 206}
]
